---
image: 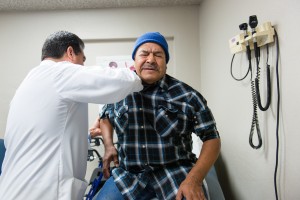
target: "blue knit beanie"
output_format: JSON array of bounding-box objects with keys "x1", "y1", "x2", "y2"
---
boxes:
[{"x1": 132, "y1": 32, "x2": 169, "y2": 63}]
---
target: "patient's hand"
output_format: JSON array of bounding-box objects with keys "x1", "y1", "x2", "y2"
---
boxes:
[
  {"x1": 175, "y1": 176, "x2": 206, "y2": 200},
  {"x1": 102, "y1": 146, "x2": 119, "y2": 179}
]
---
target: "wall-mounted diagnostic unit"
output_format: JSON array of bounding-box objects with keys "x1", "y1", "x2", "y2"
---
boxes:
[{"x1": 229, "y1": 15, "x2": 280, "y2": 200}]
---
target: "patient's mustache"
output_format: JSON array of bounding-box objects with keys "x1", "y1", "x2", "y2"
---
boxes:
[{"x1": 142, "y1": 64, "x2": 157, "y2": 70}]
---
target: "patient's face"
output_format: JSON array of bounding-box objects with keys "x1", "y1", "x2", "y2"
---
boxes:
[{"x1": 134, "y1": 43, "x2": 167, "y2": 85}]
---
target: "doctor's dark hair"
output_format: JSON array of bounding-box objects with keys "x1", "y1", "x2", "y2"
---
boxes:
[{"x1": 41, "y1": 31, "x2": 85, "y2": 61}]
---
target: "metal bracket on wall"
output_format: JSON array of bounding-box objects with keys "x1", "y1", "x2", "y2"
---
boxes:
[{"x1": 229, "y1": 22, "x2": 275, "y2": 54}]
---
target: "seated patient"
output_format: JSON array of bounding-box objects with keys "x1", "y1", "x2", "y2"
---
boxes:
[{"x1": 95, "y1": 32, "x2": 221, "y2": 200}]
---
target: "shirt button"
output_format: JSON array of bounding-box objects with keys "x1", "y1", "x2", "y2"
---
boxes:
[
  {"x1": 139, "y1": 108, "x2": 143, "y2": 111},
  {"x1": 145, "y1": 163, "x2": 148, "y2": 166},
  {"x1": 142, "y1": 145, "x2": 146, "y2": 148},
  {"x1": 141, "y1": 126, "x2": 144, "y2": 128}
]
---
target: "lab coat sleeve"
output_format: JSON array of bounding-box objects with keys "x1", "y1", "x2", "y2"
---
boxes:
[{"x1": 53, "y1": 63, "x2": 142, "y2": 104}]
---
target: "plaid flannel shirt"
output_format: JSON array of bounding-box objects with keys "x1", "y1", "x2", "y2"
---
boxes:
[{"x1": 101, "y1": 74, "x2": 220, "y2": 200}]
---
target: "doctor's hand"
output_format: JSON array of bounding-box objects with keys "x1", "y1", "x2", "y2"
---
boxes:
[
  {"x1": 175, "y1": 175, "x2": 206, "y2": 200},
  {"x1": 89, "y1": 117, "x2": 102, "y2": 138},
  {"x1": 89, "y1": 127, "x2": 102, "y2": 138},
  {"x1": 102, "y1": 146, "x2": 119, "y2": 179}
]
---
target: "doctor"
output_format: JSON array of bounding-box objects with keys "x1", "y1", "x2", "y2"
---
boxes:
[{"x1": 0, "y1": 31, "x2": 142, "y2": 200}]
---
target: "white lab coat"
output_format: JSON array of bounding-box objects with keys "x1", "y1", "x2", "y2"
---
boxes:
[{"x1": 0, "y1": 60, "x2": 142, "y2": 200}]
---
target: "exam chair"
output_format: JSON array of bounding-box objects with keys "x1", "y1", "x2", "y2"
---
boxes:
[
  {"x1": 192, "y1": 134, "x2": 225, "y2": 200},
  {"x1": 0, "y1": 139, "x2": 5, "y2": 175},
  {"x1": 205, "y1": 166, "x2": 225, "y2": 200}
]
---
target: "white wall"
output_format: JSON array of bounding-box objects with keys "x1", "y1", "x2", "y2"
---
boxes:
[
  {"x1": 0, "y1": 6, "x2": 200, "y2": 135},
  {"x1": 199, "y1": 0, "x2": 300, "y2": 199}
]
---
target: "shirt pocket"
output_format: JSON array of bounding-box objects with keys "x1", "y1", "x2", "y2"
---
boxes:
[
  {"x1": 113, "y1": 105, "x2": 129, "y2": 133},
  {"x1": 154, "y1": 105, "x2": 179, "y2": 137}
]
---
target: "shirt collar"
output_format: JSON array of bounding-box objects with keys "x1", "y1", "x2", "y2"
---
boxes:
[
  {"x1": 141, "y1": 75, "x2": 168, "y2": 92},
  {"x1": 158, "y1": 75, "x2": 169, "y2": 91},
  {"x1": 40, "y1": 59, "x2": 56, "y2": 66}
]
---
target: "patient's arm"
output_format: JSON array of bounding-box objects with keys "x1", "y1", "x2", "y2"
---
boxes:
[
  {"x1": 176, "y1": 138, "x2": 221, "y2": 200},
  {"x1": 100, "y1": 118, "x2": 119, "y2": 178}
]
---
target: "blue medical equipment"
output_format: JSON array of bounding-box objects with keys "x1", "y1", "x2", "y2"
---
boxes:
[{"x1": 0, "y1": 139, "x2": 5, "y2": 175}]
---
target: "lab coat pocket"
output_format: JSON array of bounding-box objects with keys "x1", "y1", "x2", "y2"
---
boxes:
[
  {"x1": 73, "y1": 178, "x2": 88, "y2": 198},
  {"x1": 62, "y1": 177, "x2": 88, "y2": 200},
  {"x1": 155, "y1": 105, "x2": 178, "y2": 137},
  {"x1": 114, "y1": 105, "x2": 129, "y2": 133}
]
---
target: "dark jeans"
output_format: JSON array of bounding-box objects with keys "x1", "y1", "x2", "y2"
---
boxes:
[
  {"x1": 93, "y1": 175, "x2": 211, "y2": 200},
  {"x1": 93, "y1": 176, "x2": 157, "y2": 200}
]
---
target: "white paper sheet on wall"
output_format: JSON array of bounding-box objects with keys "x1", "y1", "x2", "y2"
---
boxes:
[{"x1": 96, "y1": 55, "x2": 135, "y2": 71}]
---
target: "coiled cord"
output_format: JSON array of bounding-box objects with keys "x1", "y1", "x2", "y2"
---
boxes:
[
  {"x1": 249, "y1": 80, "x2": 262, "y2": 149},
  {"x1": 230, "y1": 44, "x2": 263, "y2": 149}
]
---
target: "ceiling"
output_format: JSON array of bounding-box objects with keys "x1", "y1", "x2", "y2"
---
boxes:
[{"x1": 0, "y1": 0, "x2": 202, "y2": 12}]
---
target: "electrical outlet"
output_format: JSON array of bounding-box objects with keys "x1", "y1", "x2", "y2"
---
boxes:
[{"x1": 229, "y1": 21, "x2": 275, "y2": 54}]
